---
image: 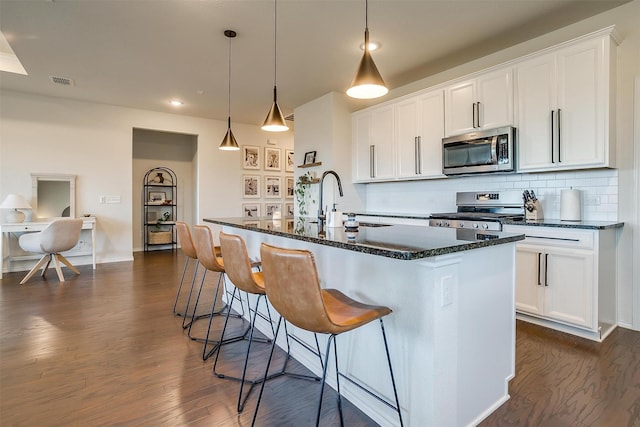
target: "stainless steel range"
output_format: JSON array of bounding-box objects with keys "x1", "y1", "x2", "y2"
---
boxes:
[{"x1": 429, "y1": 191, "x2": 524, "y2": 231}]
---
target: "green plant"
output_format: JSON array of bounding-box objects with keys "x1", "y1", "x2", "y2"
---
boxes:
[{"x1": 295, "y1": 172, "x2": 315, "y2": 217}]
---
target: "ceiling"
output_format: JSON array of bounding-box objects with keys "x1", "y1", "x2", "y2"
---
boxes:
[{"x1": 0, "y1": 0, "x2": 630, "y2": 127}]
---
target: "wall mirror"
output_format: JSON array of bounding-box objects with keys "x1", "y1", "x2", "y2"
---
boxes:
[{"x1": 31, "y1": 174, "x2": 76, "y2": 219}]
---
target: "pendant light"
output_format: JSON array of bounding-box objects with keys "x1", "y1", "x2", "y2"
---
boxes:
[
  {"x1": 220, "y1": 30, "x2": 240, "y2": 151},
  {"x1": 261, "y1": 0, "x2": 289, "y2": 132},
  {"x1": 347, "y1": 0, "x2": 388, "y2": 99}
]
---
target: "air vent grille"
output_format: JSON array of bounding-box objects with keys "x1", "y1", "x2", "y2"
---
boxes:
[
  {"x1": 284, "y1": 113, "x2": 294, "y2": 121},
  {"x1": 50, "y1": 76, "x2": 75, "y2": 86}
]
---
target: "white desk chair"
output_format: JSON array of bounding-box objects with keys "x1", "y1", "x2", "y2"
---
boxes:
[{"x1": 18, "y1": 218, "x2": 83, "y2": 285}]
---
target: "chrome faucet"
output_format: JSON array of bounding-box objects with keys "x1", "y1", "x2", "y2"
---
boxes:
[{"x1": 318, "y1": 170, "x2": 344, "y2": 225}]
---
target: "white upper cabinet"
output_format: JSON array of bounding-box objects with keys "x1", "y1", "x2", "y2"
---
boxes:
[
  {"x1": 517, "y1": 32, "x2": 616, "y2": 172},
  {"x1": 352, "y1": 105, "x2": 395, "y2": 182},
  {"x1": 444, "y1": 67, "x2": 514, "y2": 136},
  {"x1": 396, "y1": 90, "x2": 445, "y2": 179}
]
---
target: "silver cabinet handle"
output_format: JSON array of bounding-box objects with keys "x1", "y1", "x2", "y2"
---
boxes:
[
  {"x1": 417, "y1": 136, "x2": 422, "y2": 174},
  {"x1": 550, "y1": 110, "x2": 555, "y2": 163},
  {"x1": 557, "y1": 108, "x2": 562, "y2": 163},
  {"x1": 369, "y1": 145, "x2": 375, "y2": 178},
  {"x1": 537, "y1": 253, "x2": 542, "y2": 286},
  {"x1": 472, "y1": 103, "x2": 476, "y2": 128},
  {"x1": 414, "y1": 137, "x2": 422, "y2": 174},
  {"x1": 476, "y1": 102, "x2": 481, "y2": 128},
  {"x1": 544, "y1": 253, "x2": 549, "y2": 286}
]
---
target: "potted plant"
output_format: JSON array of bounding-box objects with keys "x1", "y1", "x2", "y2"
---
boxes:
[
  {"x1": 294, "y1": 172, "x2": 315, "y2": 217},
  {"x1": 149, "y1": 211, "x2": 172, "y2": 244}
]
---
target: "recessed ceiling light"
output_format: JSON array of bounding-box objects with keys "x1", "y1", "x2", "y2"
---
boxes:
[
  {"x1": 360, "y1": 41, "x2": 381, "y2": 51},
  {"x1": 169, "y1": 100, "x2": 183, "y2": 107}
]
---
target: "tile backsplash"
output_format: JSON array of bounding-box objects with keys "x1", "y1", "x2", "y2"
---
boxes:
[{"x1": 365, "y1": 169, "x2": 618, "y2": 221}]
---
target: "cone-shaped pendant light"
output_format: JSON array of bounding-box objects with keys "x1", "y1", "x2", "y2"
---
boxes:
[
  {"x1": 220, "y1": 30, "x2": 240, "y2": 151},
  {"x1": 347, "y1": 0, "x2": 388, "y2": 99},
  {"x1": 262, "y1": 0, "x2": 289, "y2": 132}
]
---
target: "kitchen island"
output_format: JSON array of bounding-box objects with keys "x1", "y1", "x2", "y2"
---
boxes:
[{"x1": 204, "y1": 217, "x2": 524, "y2": 426}]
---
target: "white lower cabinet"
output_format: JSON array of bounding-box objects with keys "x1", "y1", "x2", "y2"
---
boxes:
[{"x1": 503, "y1": 225, "x2": 617, "y2": 341}]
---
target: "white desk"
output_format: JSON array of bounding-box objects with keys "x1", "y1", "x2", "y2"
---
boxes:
[{"x1": 0, "y1": 217, "x2": 96, "y2": 279}]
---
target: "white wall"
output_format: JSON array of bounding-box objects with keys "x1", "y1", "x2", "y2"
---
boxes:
[{"x1": 0, "y1": 90, "x2": 293, "y2": 264}]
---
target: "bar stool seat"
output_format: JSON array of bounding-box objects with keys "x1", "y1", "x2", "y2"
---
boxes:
[{"x1": 254, "y1": 243, "x2": 403, "y2": 427}]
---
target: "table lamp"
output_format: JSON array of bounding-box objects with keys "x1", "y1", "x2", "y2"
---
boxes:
[{"x1": 1, "y1": 194, "x2": 32, "y2": 223}]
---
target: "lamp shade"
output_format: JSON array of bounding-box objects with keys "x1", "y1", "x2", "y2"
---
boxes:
[
  {"x1": 262, "y1": 87, "x2": 289, "y2": 132},
  {"x1": 1, "y1": 194, "x2": 31, "y2": 223},
  {"x1": 1, "y1": 194, "x2": 31, "y2": 209},
  {"x1": 347, "y1": 29, "x2": 388, "y2": 99},
  {"x1": 219, "y1": 125, "x2": 239, "y2": 151}
]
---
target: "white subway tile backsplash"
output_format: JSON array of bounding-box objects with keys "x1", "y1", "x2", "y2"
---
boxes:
[{"x1": 365, "y1": 169, "x2": 618, "y2": 221}]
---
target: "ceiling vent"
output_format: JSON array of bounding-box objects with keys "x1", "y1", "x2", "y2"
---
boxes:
[
  {"x1": 50, "y1": 75, "x2": 75, "y2": 86},
  {"x1": 284, "y1": 113, "x2": 294, "y2": 121}
]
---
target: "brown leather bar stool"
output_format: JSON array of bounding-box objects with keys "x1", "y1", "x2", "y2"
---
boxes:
[
  {"x1": 173, "y1": 222, "x2": 201, "y2": 327},
  {"x1": 216, "y1": 232, "x2": 319, "y2": 413},
  {"x1": 254, "y1": 243, "x2": 404, "y2": 427},
  {"x1": 191, "y1": 225, "x2": 245, "y2": 360}
]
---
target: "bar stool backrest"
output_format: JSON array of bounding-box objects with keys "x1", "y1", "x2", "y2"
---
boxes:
[
  {"x1": 176, "y1": 222, "x2": 197, "y2": 259},
  {"x1": 192, "y1": 225, "x2": 224, "y2": 273},
  {"x1": 260, "y1": 243, "x2": 333, "y2": 334},
  {"x1": 219, "y1": 232, "x2": 264, "y2": 295}
]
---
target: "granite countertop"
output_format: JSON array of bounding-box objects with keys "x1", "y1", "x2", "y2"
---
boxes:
[
  {"x1": 350, "y1": 211, "x2": 623, "y2": 230},
  {"x1": 502, "y1": 219, "x2": 624, "y2": 230},
  {"x1": 203, "y1": 216, "x2": 524, "y2": 261}
]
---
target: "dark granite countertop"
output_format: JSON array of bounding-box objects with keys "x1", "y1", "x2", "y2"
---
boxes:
[
  {"x1": 502, "y1": 219, "x2": 624, "y2": 230},
  {"x1": 203, "y1": 216, "x2": 524, "y2": 261},
  {"x1": 350, "y1": 211, "x2": 431, "y2": 220}
]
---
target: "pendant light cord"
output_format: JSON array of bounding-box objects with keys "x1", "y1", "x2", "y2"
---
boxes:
[
  {"x1": 273, "y1": 0, "x2": 278, "y2": 100},
  {"x1": 227, "y1": 34, "x2": 232, "y2": 123}
]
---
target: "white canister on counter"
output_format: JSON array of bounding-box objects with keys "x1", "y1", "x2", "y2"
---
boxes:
[{"x1": 560, "y1": 188, "x2": 581, "y2": 221}]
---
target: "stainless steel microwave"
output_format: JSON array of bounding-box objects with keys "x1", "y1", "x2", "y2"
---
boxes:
[{"x1": 442, "y1": 126, "x2": 515, "y2": 176}]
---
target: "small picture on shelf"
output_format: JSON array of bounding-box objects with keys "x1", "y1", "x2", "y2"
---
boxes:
[
  {"x1": 146, "y1": 211, "x2": 158, "y2": 223},
  {"x1": 243, "y1": 220, "x2": 259, "y2": 228},
  {"x1": 148, "y1": 191, "x2": 166, "y2": 203},
  {"x1": 285, "y1": 149, "x2": 294, "y2": 172},
  {"x1": 265, "y1": 147, "x2": 281, "y2": 171},
  {"x1": 303, "y1": 151, "x2": 316, "y2": 165}
]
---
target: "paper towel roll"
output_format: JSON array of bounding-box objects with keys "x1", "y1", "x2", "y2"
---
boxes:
[
  {"x1": 327, "y1": 211, "x2": 343, "y2": 228},
  {"x1": 560, "y1": 189, "x2": 581, "y2": 221}
]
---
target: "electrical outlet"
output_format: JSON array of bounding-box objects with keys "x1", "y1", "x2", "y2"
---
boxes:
[
  {"x1": 441, "y1": 275, "x2": 453, "y2": 307},
  {"x1": 105, "y1": 195, "x2": 121, "y2": 204},
  {"x1": 99, "y1": 196, "x2": 106, "y2": 204},
  {"x1": 584, "y1": 195, "x2": 601, "y2": 206}
]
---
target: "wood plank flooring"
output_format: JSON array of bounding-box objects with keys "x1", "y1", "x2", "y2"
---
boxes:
[{"x1": 1, "y1": 250, "x2": 639, "y2": 426}]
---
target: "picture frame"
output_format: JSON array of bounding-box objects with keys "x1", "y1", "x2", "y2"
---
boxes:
[
  {"x1": 242, "y1": 203, "x2": 260, "y2": 218},
  {"x1": 146, "y1": 211, "x2": 158, "y2": 223},
  {"x1": 303, "y1": 151, "x2": 316, "y2": 165},
  {"x1": 285, "y1": 176, "x2": 294, "y2": 199},
  {"x1": 285, "y1": 149, "x2": 295, "y2": 172},
  {"x1": 148, "y1": 191, "x2": 166, "y2": 203},
  {"x1": 265, "y1": 147, "x2": 281, "y2": 171},
  {"x1": 264, "y1": 176, "x2": 281, "y2": 198},
  {"x1": 264, "y1": 203, "x2": 282, "y2": 217},
  {"x1": 242, "y1": 145, "x2": 261, "y2": 170},
  {"x1": 285, "y1": 203, "x2": 294, "y2": 217},
  {"x1": 243, "y1": 220, "x2": 260, "y2": 228},
  {"x1": 242, "y1": 175, "x2": 261, "y2": 198},
  {"x1": 286, "y1": 219, "x2": 294, "y2": 233}
]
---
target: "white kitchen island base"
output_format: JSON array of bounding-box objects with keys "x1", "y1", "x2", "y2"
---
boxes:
[{"x1": 219, "y1": 224, "x2": 517, "y2": 427}]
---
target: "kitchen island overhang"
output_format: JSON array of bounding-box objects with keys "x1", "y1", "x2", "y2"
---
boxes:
[{"x1": 204, "y1": 217, "x2": 524, "y2": 426}]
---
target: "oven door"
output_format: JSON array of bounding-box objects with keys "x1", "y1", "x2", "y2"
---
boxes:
[{"x1": 442, "y1": 136, "x2": 497, "y2": 175}]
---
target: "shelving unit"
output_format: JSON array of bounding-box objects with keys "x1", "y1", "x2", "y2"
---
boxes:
[
  {"x1": 143, "y1": 167, "x2": 177, "y2": 252},
  {"x1": 297, "y1": 161, "x2": 321, "y2": 183}
]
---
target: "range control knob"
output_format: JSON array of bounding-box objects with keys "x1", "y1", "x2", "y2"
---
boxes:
[
  {"x1": 444, "y1": 221, "x2": 450, "y2": 227},
  {"x1": 473, "y1": 223, "x2": 479, "y2": 229},
  {"x1": 482, "y1": 223, "x2": 489, "y2": 230},
  {"x1": 460, "y1": 223, "x2": 465, "y2": 228}
]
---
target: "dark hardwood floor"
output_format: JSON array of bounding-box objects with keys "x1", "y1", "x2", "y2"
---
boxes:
[{"x1": 1, "y1": 250, "x2": 639, "y2": 426}]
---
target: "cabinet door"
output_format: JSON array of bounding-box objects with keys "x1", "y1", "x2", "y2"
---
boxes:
[
  {"x1": 516, "y1": 53, "x2": 556, "y2": 171},
  {"x1": 353, "y1": 112, "x2": 374, "y2": 182},
  {"x1": 514, "y1": 245, "x2": 544, "y2": 316},
  {"x1": 556, "y1": 37, "x2": 607, "y2": 167},
  {"x1": 543, "y1": 247, "x2": 595, "y2": 329},
  {"x1": 476, "y1": 68, "x2": 513, "y2": 131},
  {"x1": 417, "y1": 90, "x2": 445, "y2": 178},
  {"x1": 352, "y1": 106, "x2": 395, "y2": 182},
  {"x1": 396, "y1": 97, "x2": 420, "y2": 179},
  {"x1": 445, "y1": 79, "x2": 475, "y2": 136}
]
